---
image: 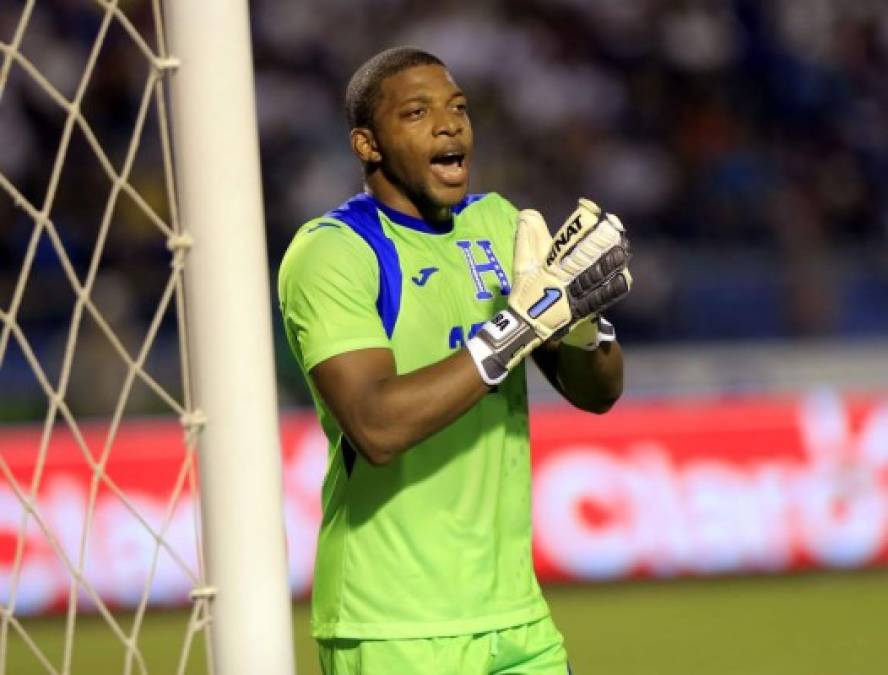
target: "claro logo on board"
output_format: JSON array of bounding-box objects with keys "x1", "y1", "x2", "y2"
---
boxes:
[{"x1": 532, "y1": 390, "x2": 888, "y2": 579}]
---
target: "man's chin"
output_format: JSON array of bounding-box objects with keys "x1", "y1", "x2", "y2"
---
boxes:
[{"x1": 428, "y1": 182, "x2": 470, "y2": 209}]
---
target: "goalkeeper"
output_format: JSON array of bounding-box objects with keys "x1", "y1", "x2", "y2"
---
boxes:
[{"x1": 279, "y1": 46, "x2": 631, "y2": 675}]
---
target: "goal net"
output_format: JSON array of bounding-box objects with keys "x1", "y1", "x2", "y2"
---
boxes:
[{"x1": 0, "y1": 1, "x2": 293, "y2": 674}]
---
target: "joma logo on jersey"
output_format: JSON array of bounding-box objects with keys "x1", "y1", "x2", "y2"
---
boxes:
[
  {"x1": 546, "y1": 216, "x2": 583, "y2": 266},
  {"x1": 456, "y1": 239, "x2": 511, "y2": 300},
  {"x1": 411, "y1": 267, "x2": 439, "y2": 286}
]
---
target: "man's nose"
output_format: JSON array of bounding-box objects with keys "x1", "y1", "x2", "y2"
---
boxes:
[{"x1": 433, "y1": 110, "x2": 462, "y2": 136}]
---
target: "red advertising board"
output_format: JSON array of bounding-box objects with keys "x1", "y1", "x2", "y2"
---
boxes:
[
  {"x1": 2, "y1": 391, "x2": 887, "y2": 615},
  {"x1": 530, "y1": 393, "x2": 888, "y2": 580}
]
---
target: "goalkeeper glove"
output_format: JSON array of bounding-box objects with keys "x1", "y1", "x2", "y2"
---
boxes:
[
  {"x1": 561, "y1": 315, "x2": 617, "y2": 350},
  {"x1": 466, "y1": 199, "x2": 631, "y2": 385}
]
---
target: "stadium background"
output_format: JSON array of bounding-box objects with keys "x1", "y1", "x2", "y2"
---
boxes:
[{"x1": 2, "y1": 0, "x2": 888, "y2": 673}]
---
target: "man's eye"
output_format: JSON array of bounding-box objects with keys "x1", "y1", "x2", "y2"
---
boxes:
[
  {"x1": 405, "y1": 108, "x2": 425, "y2": 119},
  {"x1": 454, "y1": 103, "x2": 468, "y2": 113}
]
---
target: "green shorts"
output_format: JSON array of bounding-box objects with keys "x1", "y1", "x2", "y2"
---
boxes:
[{"x1": 317, "y1": 616, "x2": 569, "y2": 675}]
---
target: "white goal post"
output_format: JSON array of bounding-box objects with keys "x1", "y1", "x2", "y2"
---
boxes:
[
  {"x1": 162, "y1": 1, "x2": 296, "y2": 674},
  {"x1": 0, "y1": 0, "x2": 296, "y2": 672}
]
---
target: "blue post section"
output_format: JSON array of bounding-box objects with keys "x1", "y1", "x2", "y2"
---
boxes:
[{"x1": 456, "y1": 239, "x2": 511, "y2": 300}]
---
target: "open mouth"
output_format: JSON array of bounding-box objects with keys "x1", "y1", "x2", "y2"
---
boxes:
[{"x1": 429, "y1": 151, "x2": 467, "y2": 186}]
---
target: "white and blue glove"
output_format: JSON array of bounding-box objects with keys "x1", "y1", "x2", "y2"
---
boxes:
[{"x1": 467, "y1": 199, "x2": 631, "y2": 385}]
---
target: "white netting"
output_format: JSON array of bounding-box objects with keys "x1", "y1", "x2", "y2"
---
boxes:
[{"x1": 0, "y1": 1, "x2": 212, "y2": 673}]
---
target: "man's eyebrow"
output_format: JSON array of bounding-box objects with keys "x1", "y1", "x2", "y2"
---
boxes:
[
  {"x1": 396, "y1": 90, "x2": 466, "y2": 106},
  {"x1": 398, "y1": 94, "x2": 432, "y2": 106}
]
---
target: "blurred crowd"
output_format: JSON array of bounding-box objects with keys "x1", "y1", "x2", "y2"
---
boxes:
[{"x1": 1, "y1": 0, "x2": 888, "y2": 415}]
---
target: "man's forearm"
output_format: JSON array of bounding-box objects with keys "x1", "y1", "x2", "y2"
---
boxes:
[
  {"x1": 312, "y1": 348, "x2": 490, "y2": 466},
  {"x1": 362, "y1": 351, "x2": 492, "y2": 462},
  {"x1": 532, "y1": 340, "x2": 624, "y2": 413}
]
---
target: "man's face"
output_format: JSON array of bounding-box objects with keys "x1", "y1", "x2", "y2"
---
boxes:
[{"x1": 370, "y1": 64, "x2": 473, "y2": 210}]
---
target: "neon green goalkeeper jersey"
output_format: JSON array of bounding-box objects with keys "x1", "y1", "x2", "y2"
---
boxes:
[{"x1": 278, "y1": 192, "x2": 549, "y2": 640}]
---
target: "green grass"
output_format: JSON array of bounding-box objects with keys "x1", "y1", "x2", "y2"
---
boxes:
[{"x1": 5, "y1": 570, "x2": 887, "y2": 674}]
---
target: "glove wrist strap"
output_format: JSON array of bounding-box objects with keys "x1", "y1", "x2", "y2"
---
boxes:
[
  {"x1": 466, "y1": 334, "x2": 508, "y2": 385},
  {"x1": 466, "y1": 309, "x2": 539, "y2": 385}
]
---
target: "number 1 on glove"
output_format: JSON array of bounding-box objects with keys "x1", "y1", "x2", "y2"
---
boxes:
[{"x1": 466, "y1": 199, "x2": 632, "y2": 385}]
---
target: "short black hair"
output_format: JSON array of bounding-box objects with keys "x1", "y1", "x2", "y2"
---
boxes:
[{"x1": 345, "y1": 47, "x2": 445, "y2": 130}]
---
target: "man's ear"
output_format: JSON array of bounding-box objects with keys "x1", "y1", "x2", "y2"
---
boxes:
[{"x1": 351, "y1": 128, "x2": 382, "y2": 164}]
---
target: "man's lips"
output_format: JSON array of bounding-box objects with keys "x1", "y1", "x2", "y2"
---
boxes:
[{"x1": 429, "y1": 151, "x2": 468, "y2": 187}]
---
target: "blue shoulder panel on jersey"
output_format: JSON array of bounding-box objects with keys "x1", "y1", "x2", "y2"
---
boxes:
[
  {"x1": 452, "y1": 193, "x2": 486, "y2": 214},
  {"x1": 323, "y1": 193, "x2": 489, "y2": 337},
  {"x1": 325, "y1": 194, "x2": 402, "y2": 338}
]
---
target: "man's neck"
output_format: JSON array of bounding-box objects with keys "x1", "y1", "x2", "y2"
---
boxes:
[{"x1": 366, "y1": 181, "x2": 451, "y2": 226}]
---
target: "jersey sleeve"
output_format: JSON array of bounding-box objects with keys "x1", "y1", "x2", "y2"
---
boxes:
[{"x1": 278, "y1": 221, "x2": 390, "y2": 372}]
